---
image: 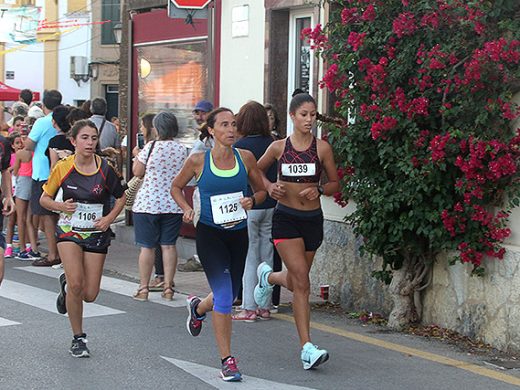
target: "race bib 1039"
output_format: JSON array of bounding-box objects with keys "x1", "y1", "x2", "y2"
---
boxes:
[{"x1": 281, "y1": 163, "x2": 316, "y2": 177}]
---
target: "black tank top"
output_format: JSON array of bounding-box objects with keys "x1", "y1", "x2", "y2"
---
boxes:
[{"x1": 278, "y1": 136, "x2": 322, "y2": 183}]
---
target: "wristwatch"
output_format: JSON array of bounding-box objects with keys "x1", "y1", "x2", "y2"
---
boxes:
[{"x1": 317, "y1": 186, "x2": 324, "y2": 196}]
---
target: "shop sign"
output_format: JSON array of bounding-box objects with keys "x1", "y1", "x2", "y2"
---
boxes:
[{"x1": 170, "y1": 0, "x2": 212, "y2": 9}]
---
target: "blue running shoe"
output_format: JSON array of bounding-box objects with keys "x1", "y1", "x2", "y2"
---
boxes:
[
  {"x1": 220, "y1": 357, "x2": 242, "y2": 382},
  {"x1": 186, "y1": 295, "x2": 205, "y2": 337},
  {"x1": 253, "y1": 262, "x2": 273, "y2": 308},
  {"x1": 301, "y1": 342, "x2": 329, "y2": 370}
]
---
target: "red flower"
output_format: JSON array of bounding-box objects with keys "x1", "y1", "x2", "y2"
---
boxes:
[
  {"x1": 347, "y1": 31, "x2": 367, "y2": 51},
  {"x1": 361, "y1": 5, "x2": 376, "y2": 22},
  {"x1": 392, "y1": 12, "x2": 417, "y2": 38},
  {"x1": 341, "y1": 7, "x2": 358, "y2": 25}
]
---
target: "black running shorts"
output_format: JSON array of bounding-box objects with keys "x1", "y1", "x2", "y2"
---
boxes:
[{"x1": 271, "y1": 204, "x2": 324, "y2": 252}]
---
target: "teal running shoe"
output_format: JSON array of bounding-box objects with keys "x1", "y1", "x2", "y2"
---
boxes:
[
  {"x1": 301, "y1": 342, "x2": 329, "y2": 370},
  {"x1": 253, "y1": 262, "x2": 273, "y2": 308}
]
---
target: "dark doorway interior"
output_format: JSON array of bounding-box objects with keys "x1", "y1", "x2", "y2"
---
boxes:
[
  {"x1": 105, "y1": 85, "x2": 119, "y2": 119},
  {"x1": 267, "y1": 9, "x2": 289, "y2": 137}
]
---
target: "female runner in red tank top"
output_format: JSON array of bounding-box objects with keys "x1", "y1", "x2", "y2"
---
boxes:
[{"x1": 255, "y1": 93, "x2": 339, "y2": 370}]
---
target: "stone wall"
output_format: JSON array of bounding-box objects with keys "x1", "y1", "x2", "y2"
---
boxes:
[
  {"x1": 313, "y1": 219, "x2": 520, "y2": 353},
  {"x1": 422, "y1": 247, "x2": 520, "y2": 353},
  {"x1": 310, "y1": 220, "x2": 393, "y2": 315}
]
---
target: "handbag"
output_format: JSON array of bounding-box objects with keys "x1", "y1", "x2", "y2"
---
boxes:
[{"x1": 124, "y1": 141, "x2": 156, "y2": 210}]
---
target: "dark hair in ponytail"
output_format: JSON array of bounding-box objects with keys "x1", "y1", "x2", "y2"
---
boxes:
[
  {"x1": 199, "y1": 107, "x2": 234, "y2": 141},
  {"x1": 289, "y1": 93, "x2": 316, "y2": 114},
  {"x1": 52, "y1": 105, "x2": 71, "y2": 133}
]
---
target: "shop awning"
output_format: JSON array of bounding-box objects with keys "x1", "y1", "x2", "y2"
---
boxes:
[{"x1": 0, "y1": 81, "x2": 40, "y2": 102}]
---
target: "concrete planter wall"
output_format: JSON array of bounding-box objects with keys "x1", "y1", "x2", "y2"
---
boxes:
[
  {"x1": 422, "y1": 248, "x2": 520, "y2": 353},
  {"x1": 310, "y1": 220, "x2": 393, "y2": 315},
  {"x1": 312, "y1": 220, "x2": 520, "y2": 353}
]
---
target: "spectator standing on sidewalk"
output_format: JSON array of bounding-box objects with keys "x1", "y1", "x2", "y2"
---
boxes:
[
  {"x1": 254, "y1": 93, "x2": 339, "y2": 370},
  {"x1": 89, "y1": 98, "x2": 122, "y2": 172},
  {"x1": 232, "y1": 101, "x2": 277, "y2": 322},
  {"x1": 0, "y1": 133, "x2": 14, "y2": 285},
  {"x1": 177, "y1": 100, "x2": 214, "y2": 273},
  {"x1": 40, "y1": 119, "x2": 126, "y2": 358},
  {"x1": 132, "y1": 112, "x2": 187, "y2": 302},
  {"x1": 131, "y1": 113, "x2": 166, "y2": 290},
  {"x1": 171, "y1": 107, "x2": 267, "y2": 382},
  {"x1": 12, "y1": 129, "x2": 40, "y2": 261},
  {"x1": 21, "y1": 89, "x2": 62, "y2": 266},
  {"x1": 19, "y1": 89, "x2": 33, "y2": 107},
  {"x1": 265, "y1": 103, "x2": 283, "y2": 312}
]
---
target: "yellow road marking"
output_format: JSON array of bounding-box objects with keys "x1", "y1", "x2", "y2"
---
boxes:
[{"x1": 274, "y1": 313, "x2": 520, "y2": 387}]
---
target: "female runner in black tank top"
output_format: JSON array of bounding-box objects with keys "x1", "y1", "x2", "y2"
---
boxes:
[{"x1": 256, "y1": 93, "x2": 339, "y2": 370}]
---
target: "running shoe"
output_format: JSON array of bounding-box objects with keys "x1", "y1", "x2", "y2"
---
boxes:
[
  {"x1": 300, "y1": 342, "x2": 329, "y2": 370},
  {"x1": 56, "y1": 273, "x2": 67, "y2": 314},
  {"x1": 270, "y1": 305, "x2": 279, "y2": 314},
  {"x1": 253, "y1": 262, "x2": 274, "y2": 308},
  {"x1": 15, "y1": 250, "x2": 33, "y2": 261},
  {"x1": 70, "y1": 334, "x2": 90, "y2": 358},
  {"x1": 4, "y1": 246, "x2": 13, "y2": 258},
  {"x1": 186, "y1": 295, "x2": 205, "y2": 337},
  {"x1": 220, "y1": 357, "x2": 242, "y2": 382},
  {"x1": 28, "y1": 250, "x2": 42, "y2": 260}
]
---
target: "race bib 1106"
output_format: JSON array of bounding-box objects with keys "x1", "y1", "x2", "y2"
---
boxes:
[
  {"x1": 281, "y1": 163, "x2": 316, "y2": 177},
  {"x1": 210, "y1": 192, "x2": 247, "y2": 227},
  {"x1": 70, "y1": 203, "x2": 103, "y2": 233}
]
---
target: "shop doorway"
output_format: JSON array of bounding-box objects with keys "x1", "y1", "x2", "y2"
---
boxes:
[{"x1": 105, "y1": 85, "x2": 119, "y2": 120}]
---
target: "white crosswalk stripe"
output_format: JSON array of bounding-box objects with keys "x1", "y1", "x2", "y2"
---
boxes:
[
  {"x1": 0, "y1": 317, "x2": 20, "y2": 327},
  {"x1": 161, "y1": 357, "x2": 318, "y2": 389},
  {"x1": 0, "y1": 279, "x2": 125, "y2": 318},
  {"x1": 16, "y1": 266, "x2": 188, "y2": 307}
]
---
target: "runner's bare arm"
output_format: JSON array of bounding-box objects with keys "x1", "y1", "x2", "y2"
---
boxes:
[
  {"x1": 94, "y1": 194, "x2": 126, "y2": 232},
  {"x1": 171, "y1": 153, "x2": 204, "y2": 223},
  {"x1": 318, "y1": 139, "x2": 340, "y2": 196},
  {"x1": 1, "y1": 169, "x2": 14, "y2": 216},
  {"x1": 257, "y1": 141, "x2": 285, "y2": 200},
  {"x1": 238, "y1": 149, "x2": 267, "y2": 210}
]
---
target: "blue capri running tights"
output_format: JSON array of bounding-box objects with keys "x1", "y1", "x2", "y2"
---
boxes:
[{"x1": 196, "y1": 223, "x2": 248, "y2": 314}]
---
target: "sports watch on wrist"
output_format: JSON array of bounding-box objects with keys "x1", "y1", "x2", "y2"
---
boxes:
[{"x1": 317, "y1": 185, "x2": 324, "y2": 196}]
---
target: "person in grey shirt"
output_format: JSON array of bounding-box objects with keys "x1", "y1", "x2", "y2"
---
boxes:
[{"x1": 89, "y1": 97, "x2": 122, "y2": 170}]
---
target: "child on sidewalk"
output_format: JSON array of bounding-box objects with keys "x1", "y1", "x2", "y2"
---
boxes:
[
  {"x1": 4, "y1": 132, "x2": 22, "y2": 258},
  {"x1": 12, "y1": 130, "x2": 40, "y2": 260}
]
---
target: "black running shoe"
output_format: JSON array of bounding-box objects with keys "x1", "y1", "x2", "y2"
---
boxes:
[
  {"x1": 186, "y1": 295, "x2": 205, "y2": 337},
  {"x1": 70, "y1": 334, "x2": 90, "y2": 358},
  {"x1": 56, "y1": 273, "x2": 67, "y2": 314}
]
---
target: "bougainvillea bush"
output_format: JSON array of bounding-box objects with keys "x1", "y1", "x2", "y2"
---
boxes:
[{"x1": 305, "y1": 0, "x2": 520, "y2": 325}]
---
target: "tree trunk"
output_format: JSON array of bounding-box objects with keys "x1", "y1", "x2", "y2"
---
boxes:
[{"x1": 387, "y1": 255, "x2": 420, "y2": 330}]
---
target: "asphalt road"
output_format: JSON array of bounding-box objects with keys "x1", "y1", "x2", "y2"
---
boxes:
[{"x1": 1, "y1": 260, "x2": 520, "y2": 390}]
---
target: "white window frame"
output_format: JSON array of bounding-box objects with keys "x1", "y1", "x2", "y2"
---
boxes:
[{"x1": 287, "y1": 9, "x2": 314, "y2": 135}]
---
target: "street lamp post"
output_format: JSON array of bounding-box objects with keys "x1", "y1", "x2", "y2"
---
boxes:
[{"x1": 113, "y1": 23, "x2": 123, "y2": 45}]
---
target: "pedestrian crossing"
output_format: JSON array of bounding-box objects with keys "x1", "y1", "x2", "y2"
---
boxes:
[{"x1": 0, "y1": 266, "x2": 188, "y2": 327}]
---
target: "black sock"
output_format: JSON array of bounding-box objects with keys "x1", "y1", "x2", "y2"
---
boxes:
[
  {"x1": 73, "y1": 333, "x2": 86, "y2": 339},
  {"x1": 221, "y1": 356, "x2": 232, "y2": 364}
]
